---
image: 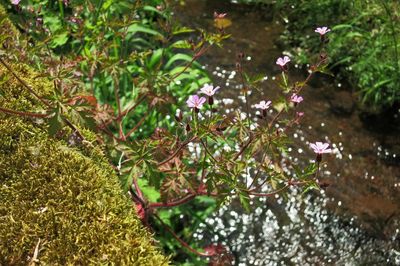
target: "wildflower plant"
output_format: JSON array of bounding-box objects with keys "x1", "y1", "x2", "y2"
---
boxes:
[{"x1": 0, "y1": 1, "x2": 334, "y2": 264}]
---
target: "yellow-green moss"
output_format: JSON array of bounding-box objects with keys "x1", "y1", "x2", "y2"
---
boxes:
[{"x1": 0, "y1": 5, "x2": 169, "y2": 266}]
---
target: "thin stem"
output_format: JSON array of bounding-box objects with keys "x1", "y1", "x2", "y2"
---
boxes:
[
  {"x1": 268, "y1": 57, "x2": 327, "y2": 129},
  {"x1": 152, "y1": 213, "x2": 213, "y2": 257},
  {"x1": 124, "y1": 108, "x2": 152, "y2": 139},
  {"x1": 62, "y1": 117, "x2": 85, "y2": 141},
  {"x1": 157, "y1": 137, "x2": 197, "y2": 167},
  {"x1": 200, "y1": 139, "x2": 218, "y2": 163},
  {"x1": 0, "y1": 57, "x2": 51, "y2": 107},
  {"x1": 233, "y1": 134, "x2": 254, "y2": 161},
  {"x1": 169, "y1": 45, "x2": 211, "y2": 81},
  {"x1": 0, "y1": 106, "x2": 49, "y2": 118},
  {"x1": 132, "y1": 173, "x2": 144, "y2": 202},
  {"x1": 101, "y1": 94, "x2": 148, "y2": 128},
  {"x1": 200, "y1": 139, "x2": 208, "y2": 183},
  {"x1": 315, "y1": 161, "x2": 321, "y2": 179},
  {"x1": 149, "y1": 193, "x2": 196, "y2": 209},
  {"x1": 237, "y1": 63, "x2": 251, "y2": 127},
  {"x1": 249, "y1": 184, "x2": 289, "y2": 197},
  {"x1": 58, "y1": 0, "x2": 64, "y2": 20}
]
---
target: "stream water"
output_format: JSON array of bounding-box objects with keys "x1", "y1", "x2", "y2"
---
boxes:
[{"x1": 174, "y1": 1, "x2": 400, "y2": 265}]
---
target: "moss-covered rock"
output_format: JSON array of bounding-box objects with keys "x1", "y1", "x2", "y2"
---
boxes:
[{"x1": 0, "y1": 5, "x2": 169, "y2": 265}]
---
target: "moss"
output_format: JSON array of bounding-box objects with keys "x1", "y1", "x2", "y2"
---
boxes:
[{"x1": 0, "y1": 5, "x2": 169, "y2": 266}]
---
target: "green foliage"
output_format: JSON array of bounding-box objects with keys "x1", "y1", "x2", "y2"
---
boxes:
[
  {"x1": 276, "y1": 0, "x2": 400, "y2": 108},
  {"x1": 5, "y1": 0, "x2": 212, "y2": 138}
]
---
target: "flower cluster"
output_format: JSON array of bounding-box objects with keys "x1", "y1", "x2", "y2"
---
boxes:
[{"x1": 186, "y1": 84, "x2": 220, "y2": 111}]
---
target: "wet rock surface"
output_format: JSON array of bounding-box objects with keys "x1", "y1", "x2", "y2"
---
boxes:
[{"x1": 327, "y1": 89, "x2": 355, "y2": 116}]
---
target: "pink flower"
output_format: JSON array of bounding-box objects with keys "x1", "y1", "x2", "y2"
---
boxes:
[
  {"x1": 310, "y1": 142, "x2": 332, "y2": 154},
  {"x1": 276, "y1": 56, "x2": 290, "y2": 67},
  {"x1": 200, "y1": 84, "x2": 220, "y2": 96},
  {"x1": 290, "y1": 93, "x2": 303, "y2": 104},
  {"x1": 11, "y1": 0, "x2": 21, "y2": 5},
  {"x1": 186, "y1": 95, "x2": 206, "y2": 109},
  {"x1": 254, "y1": 100, "x2": 272, "y2": 110},
  {"x1": 296, "y1": 111, "x2": 304, "y2": 118},
  {"x1": 315, "y1": 27, "x2": 331, "y2": 36}
]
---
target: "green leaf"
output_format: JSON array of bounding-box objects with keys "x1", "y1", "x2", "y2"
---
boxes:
[
  {"x1": 147, "y1": 49, "x2": 163, "y2": 69},
  {"x1": 138, "y1": 178, "x2": 160, "y2": 202},
  {"x1": 126, "y1": 24, "x2": 163, "y2": 37},
  {"x1": 239, "y1": 191, "x2": 251, "y2": 213},
  {"x1": 171, "y1": 40, "x2": 192, "y2": 49},
  {"x1": 172, "y1": 26, "x2": 195, "y2": 35},
  {"x1": 332, "y1": 24, "x2": 353, "y2": 31},
  {"x1": 48, "y1": 109, "x2": 63, "y2": 136},
  {"x1": 165, "y1": 53, "x2": 199, "y2": 69},
  {"x1": 102, "y1": 0, "x2": 114, "y2": 10},
  {"x1": 143, "y1": 5, "x2": 166, "y2": 17},
  {"x1": 49, "y1": 32, "x2": 69, "y2": 48}
]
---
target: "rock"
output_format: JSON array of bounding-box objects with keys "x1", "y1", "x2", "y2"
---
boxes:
[{"x1": 328, "y1": 90, "x2": 355, "y2": 116}]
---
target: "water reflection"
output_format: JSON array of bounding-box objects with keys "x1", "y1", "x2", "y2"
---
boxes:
[{"x1": 196, "y1": 192, "x2": 398, "y2": 265}]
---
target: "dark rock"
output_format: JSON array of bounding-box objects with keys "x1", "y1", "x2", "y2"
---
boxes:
[{"x1": 328, "y1": 90, "x2": 355, "y2": 116}]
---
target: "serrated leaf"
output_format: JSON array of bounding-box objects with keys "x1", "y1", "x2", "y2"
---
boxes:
[
  {"x1": 239, "y1": 191, "x2": 251, "y2": 213},
  {"x1": 49, "y1": 32, "x2": 69, "y2": 48},
  {"x1": 171, "y1": 40, "x2": 192, "y2": 49},
  {"x1": 48, "y1": 109, "x2": 63, "y2": 136}
]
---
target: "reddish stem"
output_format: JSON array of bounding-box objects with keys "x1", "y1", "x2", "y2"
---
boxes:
[
  {"x1": 153, "y1": 213, "x2": 213, "y2": 257},
  {"x1": 132, "y1": 173, "x2": 144, "y2": 202},
  {"x1": 124, "y1": 108, "x2": 152, "y2": 139},
  {"x1": 0, "y1": 57, "x2": 51, "y2": 108},
  {"x1": 249, "y1": 184, "x2": 289, "y2": 197},
  {"x1": 268, "y1": 57, "x2": 328, "y2": 129},
  {"x1": 149, "y1": 193, "x2": 197, "y2": 209},
  {"x1": 170, "y1": 45, "x2": 211, "y2": 81},
  {"x1": 0, "y1": 106, "x2": 49, "y2": 118},
  {"x1": 157, "y1": 137, "x2": 197, "y2": 167},
  {"x1": 233, "y1": 134, "x2": 254, "y2": 161}
]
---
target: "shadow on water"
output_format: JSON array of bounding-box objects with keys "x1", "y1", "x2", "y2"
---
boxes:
[{"x1": 173, "y1": 0, "x2": 400, "y2": 264}]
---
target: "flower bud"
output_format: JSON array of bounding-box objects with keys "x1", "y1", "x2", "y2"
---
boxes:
[
  {"x1": 262, "y1": 109, "x2": 267, "y2": 118},
  {"x1": 174, "y1": 110, "x2": 183, "y2": 122},
  {"x1": 316, "y1": 153, "x2": 322, "y2": 163},
  {"x1": 208, "y1": 96, "x2": 214, "y2": 106}
]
